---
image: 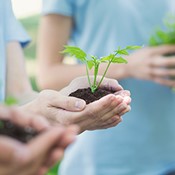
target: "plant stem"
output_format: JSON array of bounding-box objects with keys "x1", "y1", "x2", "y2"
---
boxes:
[
  {"x1": 92, "y1": 63, "x2": 99, "y2": 93},
  {"x1": 86, "y1": 64, "x2": 92, "y2": 90},
  {"x1": 96, "y1": 61, "x2": 111, "y2": 89},
  {"x1": 97, "y1": 52, "x2": 119, "y2": 89}
]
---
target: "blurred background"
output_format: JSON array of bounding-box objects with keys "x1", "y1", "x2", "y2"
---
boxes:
[
  {"x1": 12, "y1": 0, "x2": 59, "y2": 174},
  {"x1": 12, "y1": 0, "x2": 41, "y2": 91}
]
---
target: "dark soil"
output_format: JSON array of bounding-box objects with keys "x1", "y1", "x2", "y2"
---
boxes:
[
  {"x1": 69, "y1": 87, "x2": 115, "y2": 104},
  {"x1": 0, "y1": 120, "x2": 38, "y2": 143}
]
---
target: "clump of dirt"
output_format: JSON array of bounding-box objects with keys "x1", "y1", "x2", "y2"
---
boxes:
[
  {"x1": 69, "y1": 87, "x2": 115, "y2": 104},
  {"x1": 0, "y1": 120, "x2": 38, "y2": 143}
]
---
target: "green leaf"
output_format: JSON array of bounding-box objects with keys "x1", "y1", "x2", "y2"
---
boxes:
[
  {"x1": 111, "y1": 57, "x2": 128, "y2": 63},
  {"x1": 149, "y1": 36, "x2": 159, "y2": 46},
  {"x1": 116, "y1": 49, "x2": 129, "y2": 55},
  {"x1": 62, "y1": 46, "x2": 87, "y2": 62},
  {"x1": 100, "y1": 54, "x2": 115, "y2": 62},
  {"x1": 4, "y1": 97, "x2": 18, "y2": 106},
  {"x1": 125, "y1": 45, "x2": 141, "y2": 50},
  {"x1": 87, "y1": 60, "x2": 94, "y2": 69},
  {"x1": 91, "y1": 55, "x2": 98, "y2": 60}
]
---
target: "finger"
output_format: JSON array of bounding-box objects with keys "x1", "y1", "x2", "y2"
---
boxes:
[
  {"x1": 87, "y1": 94, "x2": 124, "y2": 121},
  {"x1": 151, "y1": 45, "x2": 175, "y2": 55},
  {"x1": 98, "y1": 78, "x2": 123, "y2": 92},
  {"x1": 46, "y1": 90, "x2": 86, "y2": 111},
  {"x1": 37, "y1": 167, "x2": 50, "y2": 175},
  {"x1": 43, "y1": 149, "x2": 64, "y2": 168},
  {"x1": 153, "y1": 77, "x2": 175, "y2": 87},
  {"x1": 9, "y1": 108, "x2": 49, "y2": 132},
  {"x1": 151, "y1": 56, "x2": 175, "y2": 68},
  {"x1": 118, "y1": 105, "x2": 131, "y2": 116},
  {"x1": 115, "y1": 90, "x2": 131, "y2": 96},
  {"x1": 0, "y1": 105, "x2": 14, "y2": 120},
  {"x1": 28, "y1": 127, "x2": 65, "y2": 157},
  {"x1": 98, "y1": 117, "x2": 122, "y2": 129},
  {"x1": 150, "y1": 67, "x2": 175, "y2": 78},
  {"x1": 27, "y1": 126, "x2": 76, "y2": 159},
  {"x1": 100, "y1": 101, "x2": 129, "y2": 121},
  {"x1": 56, "y1": 125, "x2": 79, "y2": 148},
  {"x1": 102, "y1": 115, "x2": 121, "y2": 126},
  {"x1": 115, "y1": 90, "x2": 131, "y2": 104},
  {"x1": 0, "y1": 136, "x2": 27, "y2": 163}
]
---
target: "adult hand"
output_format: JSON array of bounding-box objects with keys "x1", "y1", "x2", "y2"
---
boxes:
[
  {"x1": 20, "y1": 76, "x2": 131, "y2": 133},
  {"x1": 60, "y1": 76, "x2": 131, "y2": 132},
  {"x1": 0, "y1": 106, "x2": 78, "y2": 175},
  {"x1": 126, "y1": 45, "x2": 175, "y2": 87}
]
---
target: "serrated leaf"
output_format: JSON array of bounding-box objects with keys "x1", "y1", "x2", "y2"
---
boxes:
[
  {"x1": 62, "y1": 46, "x2": 87, "y2": 62},
  {"x1": 125, "y1": 45, "x2": 141, "y2": 50},
  {"x1": 116, "y1": 49, "x2": 129, "y2": 55},
  {"x1": 87, "y1": 60, "x2": 94, "y2": 69},
  {"x1": 100, "y1": 54, "x2": 115, "y2": 62},
  {"x1": 111, "y1": 57, "x2": 128, "y2": 63},
  {"x1": 91, "y1": 55, "x2": 98, "y2": 60}
]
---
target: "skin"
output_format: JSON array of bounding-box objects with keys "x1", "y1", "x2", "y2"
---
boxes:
[
  {"x1": 0, "y1": 105, "x2": 78, "y2": 175},
  {"x1": 37, "y1": 14, "x2": 175, "y2": 90},
  {"x1": 21, "y1": 76, "x2": 131, "y2": 133},
  {"x1": 7, "y1": 42, "x2": 131, "y2": 133}
]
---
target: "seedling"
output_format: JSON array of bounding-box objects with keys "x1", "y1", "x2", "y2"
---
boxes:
[{"x1": 62, "y1": 45, "x2": 140, "y2": 93}]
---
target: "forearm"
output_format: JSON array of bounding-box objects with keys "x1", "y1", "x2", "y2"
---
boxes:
[
  {"x1": 6, "y1": 42, "x2": 38, "y2": 105},
  {"x1": 99, "y1": 63, "x2": 130, "y2": 80},
  {"x1": 37, "y1": 62, "x2": 130, "y2": 91},
  {"x1": 37, "y1": 63, "x2": 88, "y2": 90}
]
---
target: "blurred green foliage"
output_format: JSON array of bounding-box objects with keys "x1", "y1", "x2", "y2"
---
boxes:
[
  {"x1": 20, "y1": 15, "x2": 39, "y2": 91},
  {"x1": 149, "y1": 14, "x2": 175, "y2": 46},
  {"x1": 20, "y1": 15, "x2": 40, "y2": 60}
]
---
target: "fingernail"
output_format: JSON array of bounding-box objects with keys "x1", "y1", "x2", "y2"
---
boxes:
[
  {"x1": 124, "y1": 96, "x2": 131, "y2": 103},
  {"x1": 75, "y1": 100, "x2": 85, "y2": 109}
]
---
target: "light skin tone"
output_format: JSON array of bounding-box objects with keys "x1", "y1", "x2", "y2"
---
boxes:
[
  {"x1": 22, "y1": 76, "x2": 131, "y2": 133},
  {"x1": 6, "y1": 42, "x2": 131, "y2": 133},
  {"x1": 0, "y1": 105, "x2": 78, "y2": 175},
  {"x1": 37, "y1": 14, "x2": 175, "y2": 90}
]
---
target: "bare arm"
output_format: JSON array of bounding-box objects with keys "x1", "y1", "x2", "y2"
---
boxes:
[
  {"x1": 6, "y1": 42, "x2": 37, "y2": 104},
  {"x1": 36, "y1": 14, "x2": 128, "y2": 91}
]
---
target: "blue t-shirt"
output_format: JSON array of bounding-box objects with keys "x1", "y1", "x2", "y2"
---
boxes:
[
  {"x1": 43, "y1": 0, "x2": 175, "y2": 175},
  {"x1": 0, "y1": 0, "x2": 30, "y2": 102}
]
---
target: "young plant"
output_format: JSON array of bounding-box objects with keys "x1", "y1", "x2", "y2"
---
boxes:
[
  {"x1": 62, "y1": 45, "x2": 140, "y2": 93},
  {"x1": 149, "y1": 14, "x2": 175, "y2": 46}
]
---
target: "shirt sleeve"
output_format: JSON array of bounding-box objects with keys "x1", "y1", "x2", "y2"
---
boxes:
[
  {"x1": 5, "y1": 0, "x2": 30, "y2": 48},
  {"x1": 42, "y1": 0, "x2": 75, "y2": 17}
]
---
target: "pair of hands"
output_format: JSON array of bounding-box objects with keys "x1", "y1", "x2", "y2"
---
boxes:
[
  {"x1": 21, "y1": 76, "x2": 131, "y2": 133},
  {"x1": 0, "y1": 105, "x2": 78, "y2": 175},
  {"x1": 0, "y1": 76, "x2": 130, "y2": 175},
  {"x1": 127, "y1": 45, "x2": 175, "y2": 87}
]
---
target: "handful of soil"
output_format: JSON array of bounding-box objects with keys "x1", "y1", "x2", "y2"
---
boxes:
[
  {"x1": 69, "y1": 87, "x2": 115, "y2": 104},
  {"x1": 0, "y1": 119, "x2": 38, "y2": 143}
]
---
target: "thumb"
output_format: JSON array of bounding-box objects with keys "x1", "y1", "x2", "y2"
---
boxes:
[
  {"x1": 0, "y1": 136, "x2": 26, "y2": 163},
  {"x1": 50, "y1": 91, "x2": 86, "y2": 111}
]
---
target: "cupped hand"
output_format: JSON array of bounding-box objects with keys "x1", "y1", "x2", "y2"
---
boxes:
[
  {"x1": 126, "y1": 45, "x2": 175, "y2": 87},
  {"x1": 0, "y1": 105, "x2": 78, "y2": 175},
  {"x1": 20, "y1": 76, "x2": 131, "y2": 133},
  {"x1": 60, "y1": 76, "x2": 131, "y2": 132}
]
